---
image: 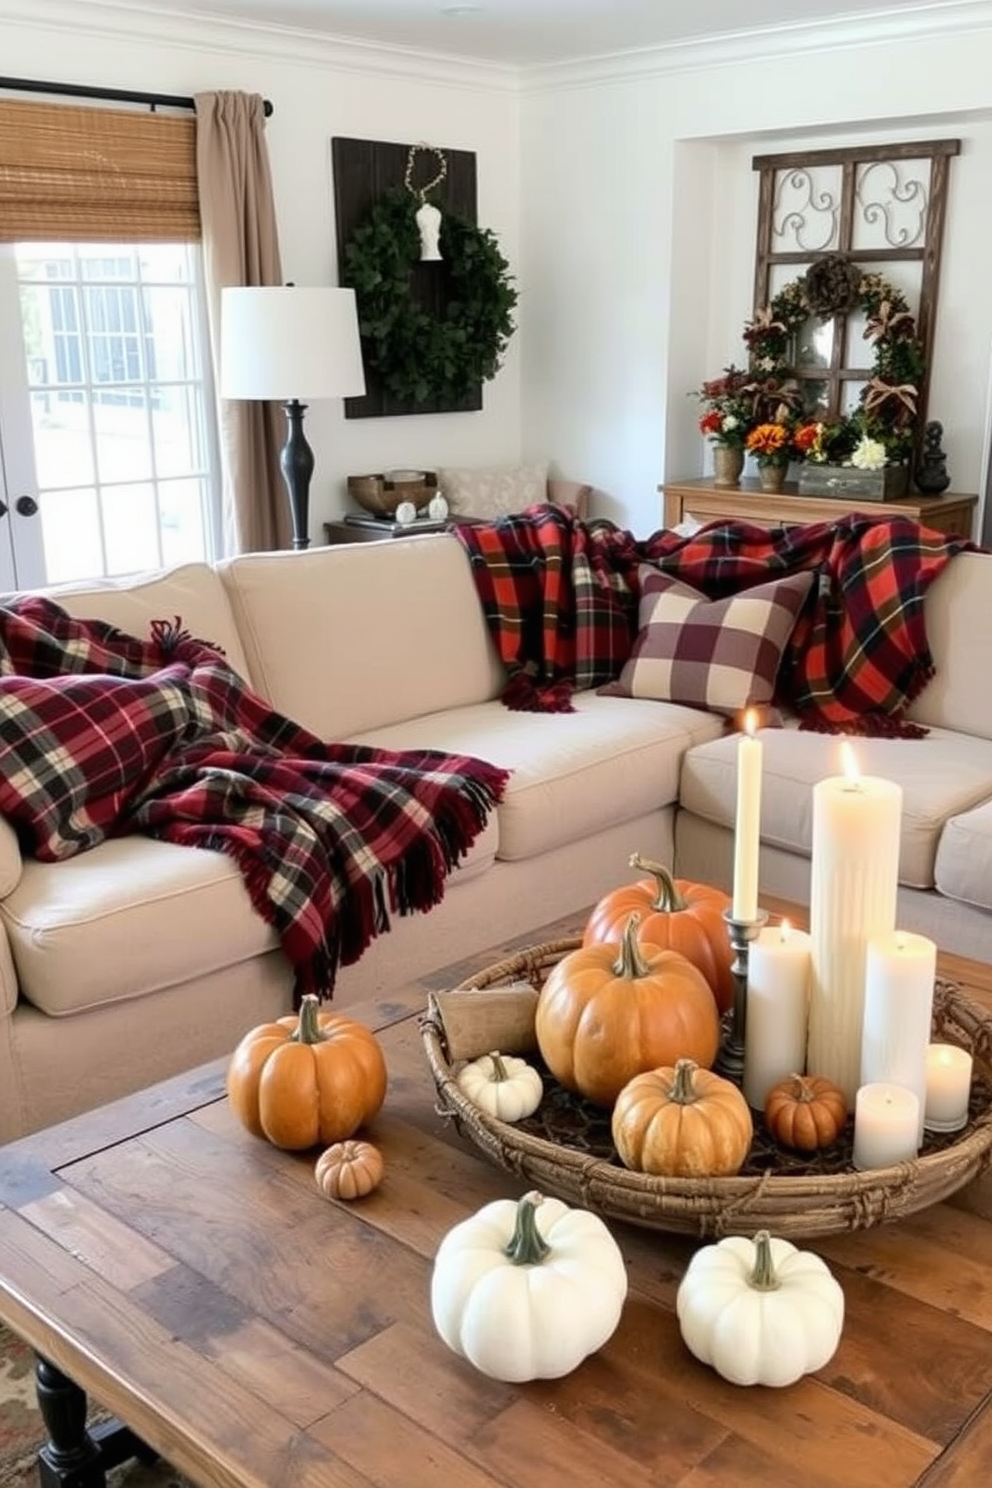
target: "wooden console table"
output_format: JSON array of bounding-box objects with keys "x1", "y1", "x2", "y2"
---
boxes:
[{"x1": 660, "y1": 478, "x2": 978, "y2": 539}]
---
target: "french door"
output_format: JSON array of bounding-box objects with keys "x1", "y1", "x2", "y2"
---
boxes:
[{"x1": 0, "y1": 241, "x2": 221, "y2": 592}]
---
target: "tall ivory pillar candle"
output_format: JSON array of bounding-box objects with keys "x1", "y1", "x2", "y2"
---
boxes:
[
  {"x1": 806, "y1": 747, "x2": 902, "y2": 1104},
  {"x1": 743, "y1": 920, "x2": 811, "y2": 1110},
  {"x1": 861, "y1": 930, "x2": 936, "y2": 1146},
  {"x1": 731, "y1": 710, "x2": 763, "y2": 922}
]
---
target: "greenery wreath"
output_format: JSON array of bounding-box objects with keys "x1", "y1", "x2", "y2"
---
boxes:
[
  {"x1": 341, "y1": 188, "x2": 518, "y2": 406},
  {"x1": 741, "y1": 253, "x2": 925, "y2": 463}
]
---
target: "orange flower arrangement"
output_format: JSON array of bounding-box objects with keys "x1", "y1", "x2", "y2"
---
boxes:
[{"x1": 745, "y1": 421, "x2": 793, "y2": 466}]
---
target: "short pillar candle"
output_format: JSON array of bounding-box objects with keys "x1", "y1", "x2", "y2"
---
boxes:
[
  {"x1": 924, "y1": 1044, "x2": 973, "y2": 1132},
  {"x1": 852, "y1": 1083, "x2": 920, "y2": 1171},
  {"x1": 743, "y1": 920, "x2": 811, "y2": 1111},
  {"x1": 807, "y1": 746, "x2": 902, "y2": 1104},
  {"x1": 861, "y1": 930, "x2": 936, "y2": 1146}
]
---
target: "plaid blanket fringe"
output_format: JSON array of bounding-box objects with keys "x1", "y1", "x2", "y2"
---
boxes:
[
  {"x1": 0, "y1": 599, "x2": 508, "y2": 1003},
  {"x1": 451, "y1": 504, "x2": 974, "y2": 735}
]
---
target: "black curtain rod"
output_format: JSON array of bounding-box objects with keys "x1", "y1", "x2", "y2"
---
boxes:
[{"x1": 0, "y1": 76, "x2": 273, "y2": 117}]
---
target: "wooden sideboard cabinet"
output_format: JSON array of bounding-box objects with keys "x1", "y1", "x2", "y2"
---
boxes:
[{"x1": 659, "y1": 478, "x2": 979, "y2": 540}]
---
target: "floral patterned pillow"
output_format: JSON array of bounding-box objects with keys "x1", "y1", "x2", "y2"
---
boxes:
[{"x1": 437, "y1": 462, "x2": 550, "y2": 518}]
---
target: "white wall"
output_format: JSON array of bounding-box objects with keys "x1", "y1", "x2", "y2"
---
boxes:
[
  {"x1": 0, "y1": 0, "x2": 523, "y2": 538},
  {"x1": 521, "y1": 17, "x2": 992, "y2": 536}
]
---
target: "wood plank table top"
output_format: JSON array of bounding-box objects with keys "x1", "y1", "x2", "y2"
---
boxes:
[{"x1": 1, "y1": 906, "x2": 992, "y2": 1488}]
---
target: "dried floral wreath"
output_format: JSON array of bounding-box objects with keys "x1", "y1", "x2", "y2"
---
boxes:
[
  {"x1": 341, "y1": 188, "x2": 518, "y2": 406},
  {"x1": 743, "y1": 252, "x2": 926, "y2": 463}
]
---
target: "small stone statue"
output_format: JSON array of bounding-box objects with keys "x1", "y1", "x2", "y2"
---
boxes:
[{"x1": 914, "y1": 420, "x2": 951, "y2": 495}]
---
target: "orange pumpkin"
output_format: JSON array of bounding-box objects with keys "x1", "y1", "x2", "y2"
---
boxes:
[
  {"x1": 535, "y1": 913, "x2": 721, "y2": 1108},
  {"x1": 583, "y1": 853, "x2": 735, "y2": 1014},
  {"x1": 612, "y1": 1058, "x2": 753, "y2": 1177},
  {"x1": 764, "y1": 1074, "x2": 848, "y2": 1152},
  {"x1": 227, "y1": 994, "x2": 387, "y2": 1151}
]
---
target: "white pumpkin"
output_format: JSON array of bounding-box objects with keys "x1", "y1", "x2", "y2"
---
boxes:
[
  {"x1": 456, "y1": 1050, "x2": 543, "y2": 1122},
  {"x1": 676, "y1": 1229, "x2": 844, "y2": 1387},
  {"x1": 430, "y1": 1190, "x2": 628, "y2": 1382}
]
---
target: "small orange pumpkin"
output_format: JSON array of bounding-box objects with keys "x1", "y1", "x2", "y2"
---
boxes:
[
  {"x1": 764, "y1": 1074, "x2": 848, "y2": 1152},
  {"x1": 227, "y1": 994, "x2": 387, "y2": 1151},
  {"x1": 315, "y1": 1140, "x2": 384, "y2": 1201},
  {"x1": 535, "y1": 913, "x2": 721, "y2": 1108},
  {"x1": 583, "y1": 853, "x2": 735, "y2": 1014},
  {"x1": 612, "y1": 1057, "x2": 753, "y2": 1177}
]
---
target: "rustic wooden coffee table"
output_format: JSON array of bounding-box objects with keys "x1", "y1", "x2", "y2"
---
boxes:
[{"x1": 1, "y1": 906, "x2": 992, "y2": 1488}]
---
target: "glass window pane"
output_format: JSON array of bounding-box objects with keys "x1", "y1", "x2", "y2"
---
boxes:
[
  {"x1": 153, "y1": 386, "x2": 205, "y2": 477},
  {"x1": 29, "y1": 389, "x2": 95, "y2": 487},
  {"x1": 38, "y1": 488, "x2": 103, "y2": 583},
  {"x1": 103, "y1": 482, "x2": 160, "y2": 574},
  {"x1": 93, "y1": 396, "x2": 152, "y2": 482},
  {"x1": 160, "y1": 478, "x2": 207, "y2": 567}
]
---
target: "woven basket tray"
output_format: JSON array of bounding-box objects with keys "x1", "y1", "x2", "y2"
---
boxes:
[{"x1": 421, "y1": 936, "x2": 992, "y2": 1240}]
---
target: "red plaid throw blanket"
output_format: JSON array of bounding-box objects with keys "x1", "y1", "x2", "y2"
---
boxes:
[
  {"x1": 0, "y1": 598, "x2": 508, "y2": 1001},
  {"x1": 451, "y1": 504, "x2": 974, "y2": 734}
]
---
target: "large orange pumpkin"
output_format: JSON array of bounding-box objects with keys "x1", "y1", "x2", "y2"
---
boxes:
[
  {"x1": 535, "y1": 913, "x2": 721, "y2": 1108},
  {"x1": 226, "y1": 994, "x2": 387, "y2": 1151},
  {"x1": 583, "y1": 853, "x2": 735, "y2": 1014}
]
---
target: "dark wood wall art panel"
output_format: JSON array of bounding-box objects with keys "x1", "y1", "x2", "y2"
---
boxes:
[{"x1": 332, "y1": 135, "x2": 479, "y2": 419}]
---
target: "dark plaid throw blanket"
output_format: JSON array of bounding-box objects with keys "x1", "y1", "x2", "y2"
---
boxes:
[
  {"x1": 451, "y1": 504, "x2": 974, "y2": 734},
  {"x1": 0, "y1": 597, "x2": 508, "y2": 1001}
]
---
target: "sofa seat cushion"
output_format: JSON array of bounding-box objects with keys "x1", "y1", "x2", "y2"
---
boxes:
[
  {"x1": 351, "y1": 694, "x2": 725, "y2": 862},
  {"x1": 1, "y1": 836, "x2": 281, "y2": 1016},
  {"x1": 935, "y1": 799, "x2": 992, "y2": 912},
  {"x1": 679, "y1": 724, "x2": 992, "y2": 889}
]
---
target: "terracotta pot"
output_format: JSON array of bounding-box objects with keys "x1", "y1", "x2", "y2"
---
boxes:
[{"x1": 712, "y1": 446, "x2": 745, "y2": 488}]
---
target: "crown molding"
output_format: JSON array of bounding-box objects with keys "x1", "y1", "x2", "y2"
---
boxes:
[
  {"x1": 518, "y1": 1, "x2": 992, "y2": 92},
  {"x1": 0, "y1": 0, "x2": 520, "y2": 95}
]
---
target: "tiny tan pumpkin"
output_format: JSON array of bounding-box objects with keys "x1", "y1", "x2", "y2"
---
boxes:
[
  {"x1": 612, "y1": 1057, "x2": 753, "y2": 1178},
  {"x1": 536, "y1": 914, "x2": 721, "y2": 1108},
  {"x1": 764, "y1": 1073, "x2": 848, "y2": 1152},
  {"x1": 315, "y1": 1140, "x2": 384, "y2": 1201}
]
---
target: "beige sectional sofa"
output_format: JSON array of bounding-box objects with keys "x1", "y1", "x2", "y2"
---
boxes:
[{"x1": 1, "y1": 533, "x2": 990, "y2": 1143}]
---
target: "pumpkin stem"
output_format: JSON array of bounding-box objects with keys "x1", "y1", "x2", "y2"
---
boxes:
[
  {"x1": 612, "y1": 912, "x2": 652, "y2": 980},
  {"x1": 504, "y1": 1191, "x2": 551, "y2": 1266},
  {"x1": 628, "y1": 852, "x2": 687, "y2": 912},
  {"x1": 748, "y1": 1230, "x2": 782, "y2": 1291},
  {"x1": 487, "y1": 1051, "x2": 509, "y2": 1082},
  {"x1": 291, "y1": 993, "x2": 326, "y2": 1046},
  {"x1": 789, "y1": 1073, "x2": 816, "y2": 1104},
  {"x1": 669, "y1": 1058, "x2": 700, "y2": 1105}
]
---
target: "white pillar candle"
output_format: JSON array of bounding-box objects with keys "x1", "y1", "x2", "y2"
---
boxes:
[
  {"x1": 731, "y1": 710, "x2": 762, "y2": 923},
  {"x1": 852, "y1": 1083, "x2": 920, "y2": 1170},
  {"x1": 924, "y1": 1044, "x2": 973, "y2": 1132},
  {"x1": 743, "y1": 920, "x2": 811, "y2": 1110},
  {"x1": 807, "y1": 745, "x2": 902, "y2": 1105},
  {"x1": 861, "y1": 930, "x2": 936, "y2": 1146}
]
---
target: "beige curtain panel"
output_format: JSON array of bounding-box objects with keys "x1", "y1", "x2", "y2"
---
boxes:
[
  {"x1": 195, "y1": 90, "x2": 289, "y2": 556},
  {"x1": 0, "y1": 99, "x2": 199, "y2": 242}
]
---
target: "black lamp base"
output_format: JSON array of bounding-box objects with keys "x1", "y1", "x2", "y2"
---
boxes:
[{"x1": 279, "y1": 399, "x2": 314, "y2": 550}]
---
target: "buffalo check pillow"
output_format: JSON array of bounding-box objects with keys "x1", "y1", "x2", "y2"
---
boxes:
[{"x1": 600, "y1": 565, "x2": 814, "y2": 715}]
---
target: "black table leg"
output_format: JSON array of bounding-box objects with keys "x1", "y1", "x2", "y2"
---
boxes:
[{"x1": 34, "y1": 1354, "x2": 158, "y2": 1488}]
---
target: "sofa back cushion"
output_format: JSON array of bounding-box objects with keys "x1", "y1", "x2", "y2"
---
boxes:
[
  {"x1": 14, "y1": 563, "x2": 252, "y2": 684},
  {"x1": 908, "y1": 551, "x2": 992, "y2": 739},
  {"x1": 217, "y1": 534, "x2": 505, "y2": 738}
]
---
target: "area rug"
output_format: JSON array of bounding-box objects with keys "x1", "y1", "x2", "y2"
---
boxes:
[{"x1": 0, "y1": 1323, "x2": 190, "y2": 1487}]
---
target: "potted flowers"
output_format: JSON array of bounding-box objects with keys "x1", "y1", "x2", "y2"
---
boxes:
[
  {"x1": 693, "y1": 365, "x2": 754, "y2": 487},
  {"x1": 745, "y1": 419, "x2": 800, "y2": 492}
]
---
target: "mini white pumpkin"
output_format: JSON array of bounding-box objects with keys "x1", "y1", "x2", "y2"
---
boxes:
[
  {"x1": 456, "y1": 1050, "x2": 543, "y2": 1122},
  {"x1": 676, "y1": 1228, "x2": 844, "y2": 1387},
  {"x1": 430, "y1": 1190, "x2": 628, "y2": 1382}
]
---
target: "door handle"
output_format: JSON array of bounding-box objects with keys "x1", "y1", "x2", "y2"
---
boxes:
[
  {"x1": 0, "y1": 499, "x2": 7, "y2": 519},
  {"x1": 15, "y1": 495, "x2": 39, "y2": 517}
]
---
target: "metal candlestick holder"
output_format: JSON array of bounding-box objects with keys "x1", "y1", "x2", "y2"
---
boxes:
[{"x1": 714, "y1": 907, "x2": 768, "y2": 1085}]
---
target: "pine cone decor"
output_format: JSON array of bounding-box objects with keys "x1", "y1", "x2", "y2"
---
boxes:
[{"x1": 803, "y1": 254, "x2": 863, "y2": 317}]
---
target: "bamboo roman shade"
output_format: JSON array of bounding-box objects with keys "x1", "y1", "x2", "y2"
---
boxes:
[{"x1": 0, "y1": 99, "x2": 200, "y2": 242}]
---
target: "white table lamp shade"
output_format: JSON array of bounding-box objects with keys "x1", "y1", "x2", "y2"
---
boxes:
[{"x1": 220, "y1": 286, "x2": 366, "y2": 401}]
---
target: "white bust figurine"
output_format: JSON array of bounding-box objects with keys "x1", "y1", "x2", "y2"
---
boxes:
[{"x1": 415, "y1": 200, "x2": 442, "y2": 261}]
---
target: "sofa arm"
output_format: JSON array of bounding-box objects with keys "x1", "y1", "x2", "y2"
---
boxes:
[
  {"x1": 0, "y1": 814, "x2": 23, "y2": 899},
  {"x1": 0, "y1": 913, "x2": 18, "y2": 1017}
]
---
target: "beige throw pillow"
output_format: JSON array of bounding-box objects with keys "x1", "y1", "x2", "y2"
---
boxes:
[{"x1": 437, "y1": 461, "x2": 550, "y2": 518}]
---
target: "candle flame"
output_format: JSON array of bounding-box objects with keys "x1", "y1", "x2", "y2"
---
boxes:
[
  {"x1": 840, "y1": 741, "x2": 860, "y2": 783},
  {"x1": 896, "y1": 931, "x2": 906, "y2": 952},
  {"x1": 744, "y1": 708, "x2": 757, "y2": 739},
  {"x1": 779, "y1": 919, "x2": 791, "y2": 943}
]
